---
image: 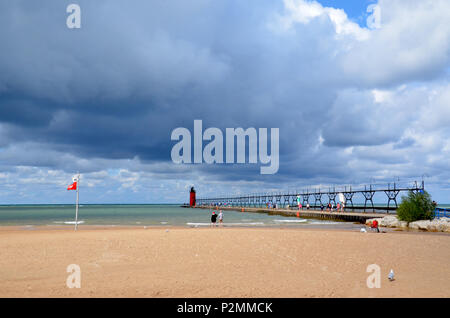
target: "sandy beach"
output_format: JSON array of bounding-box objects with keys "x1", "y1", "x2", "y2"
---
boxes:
[{"x1": 0, "y1": 226, "x2": 449, "y2": 298}]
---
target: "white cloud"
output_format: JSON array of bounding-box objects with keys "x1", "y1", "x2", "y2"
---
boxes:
[
  {"x1": 278, "y1": 0, "x2": 370, "y2": 40},
  {"x1": 338, "y1": 0, "x2": 450, "y2": 85}
]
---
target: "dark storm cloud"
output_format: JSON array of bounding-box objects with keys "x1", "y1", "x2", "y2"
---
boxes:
[
  {"x1": 0, "y1": 0, "x2": 450, "y2": 203},
  {"x1": 0, "y1": 0, "x2": 341, "y2": 177},
  {"x1": 0, "y1": 96, "x2": 55, "y2": 127}
]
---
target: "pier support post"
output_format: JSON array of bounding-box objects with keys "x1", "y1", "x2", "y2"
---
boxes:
[
  {"x1": 314, "y1": 190, "x2": 322, "y2": 209},
  {"x1": 275, "y1": 194, "x2": 282, "y2": 208},
  {"x1": 283, "y1": 194, "x2": 290, "y2": 208},
  {"x1": 384, "y1": 183, "x2": 400, "y2": 213},
  {"x1": 268, "y1": 194, "x2": 274, "y2": 208},
  {"x1": 362, "y1": 185, "x2": 375, "y2": 213},
  {"x1": 302, "y1": 191, "x2": 310, "y2": 207},
  {"x1": 343, "y1": 192, "x2": 354, "y2": 211},
  {"x1": 260, "y1": 195, "x2": 265, "y2": 208},
  {"x1": 327, "y1": 187, "x2": 337, "y2": 207},
  {"x1": 290, "y1": 194, "x2": 297, "y2": 209}
]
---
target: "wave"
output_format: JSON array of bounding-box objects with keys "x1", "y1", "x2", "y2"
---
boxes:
[
  {"x1": 273, "y1": 219, "x2": 307, "y2": 223},
  {"x1": 63, "y1": 220, "x2": 85, "y2": 225},
  {"x1": 186, "y1": 222, "x2": 265, "y2": 226},
  {"x1": 307, "y1": 221, "x2": 343, "y2": 225}
]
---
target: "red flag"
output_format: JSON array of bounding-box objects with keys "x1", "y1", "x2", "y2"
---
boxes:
[{"x1": 67, "y1": 181, "x2": 77, "y2": 191}]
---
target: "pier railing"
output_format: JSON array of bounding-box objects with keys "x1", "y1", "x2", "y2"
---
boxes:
[
  {"x1": 434, "y1": 208, "x2": 450, "y2": 219},
  {"x1": 196, "y1": 181, "x2": 425, "y2": 213}
]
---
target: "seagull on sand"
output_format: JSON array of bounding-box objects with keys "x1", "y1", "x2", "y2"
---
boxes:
[{"x1": 388, "y1": 269, "x2": 395, "y2": 281}]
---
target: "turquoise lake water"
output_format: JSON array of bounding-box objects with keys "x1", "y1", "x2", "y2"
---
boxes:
[
  {"x1": 1, "y1": 204, "x2": 447, "y2": 228},
  {"x1": 0, "y1": 204, "x2": 351, "y2": 227}
]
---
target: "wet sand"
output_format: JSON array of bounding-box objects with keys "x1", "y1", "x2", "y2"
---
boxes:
[{"x1": 0, "y1": 226, "x2": 449, "y2": 297}]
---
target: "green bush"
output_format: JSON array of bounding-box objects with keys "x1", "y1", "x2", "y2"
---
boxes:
[{"x1": 397, "y1": 190, "x2": 434, "y2": 222}]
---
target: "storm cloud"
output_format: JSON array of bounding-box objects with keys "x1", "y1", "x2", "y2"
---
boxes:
[{"x1": 0, "y1": 0, "x2": 449, "y2": 203}]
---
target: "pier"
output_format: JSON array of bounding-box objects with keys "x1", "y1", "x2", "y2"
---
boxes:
[
  {"x1": 189, "y1": 180, "x2": 426, "y2": 223},
  {"x1": 191, "y1": 205, "x2": 389, "y2": 223}
]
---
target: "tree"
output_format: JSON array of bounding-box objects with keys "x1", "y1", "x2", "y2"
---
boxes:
[{"x1": 397, "y1": 190, "x2": 435, "y2": 222}]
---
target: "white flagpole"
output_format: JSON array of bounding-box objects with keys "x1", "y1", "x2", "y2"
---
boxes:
[{"x1": 75, "y1": 172, "x2": 80, "y2": 231}]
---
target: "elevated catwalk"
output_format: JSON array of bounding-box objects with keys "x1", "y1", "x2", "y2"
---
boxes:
[{"x1": 192, "y1": 180, "x2": 425, "y2": 222}]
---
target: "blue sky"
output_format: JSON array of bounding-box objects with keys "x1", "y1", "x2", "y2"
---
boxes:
[
  {"x1": 0, "y1": 0, "x2": 449, "y2": 204},
  {"x1": 319, "y1": 0, "x2": 378, "y2": 25}
]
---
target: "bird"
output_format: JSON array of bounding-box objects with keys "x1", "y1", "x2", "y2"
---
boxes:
[
  {"x1": 360, "y1": 228, "x2": 367, "y2": 233},
  {"x1": 388, "y1": 269, "x2": 395, "y2": 281}
]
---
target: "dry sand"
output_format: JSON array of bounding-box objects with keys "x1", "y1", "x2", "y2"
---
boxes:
[{"x1": 0, "y1": 226, "x2": 449, "y2": 298}]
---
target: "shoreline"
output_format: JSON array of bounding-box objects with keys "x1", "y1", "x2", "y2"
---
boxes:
[{"x1": 1, "y1": 223, "x2": 449, "y2": 234}]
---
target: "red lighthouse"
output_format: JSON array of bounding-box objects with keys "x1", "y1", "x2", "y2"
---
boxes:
[{"x1": 189, "y1": 187, "x2": 196, "y2": 207}]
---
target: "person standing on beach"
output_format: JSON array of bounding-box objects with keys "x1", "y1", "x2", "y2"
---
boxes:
[
  {"x1": 211, "y1": 211, "x2": 218, "y2": 227},
  {"x1": 218, "y1": 210, "x2": 224, "y2": 226},
  {"x1": 372, "y1": 220, "x2": 380, "y2": 233}
]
